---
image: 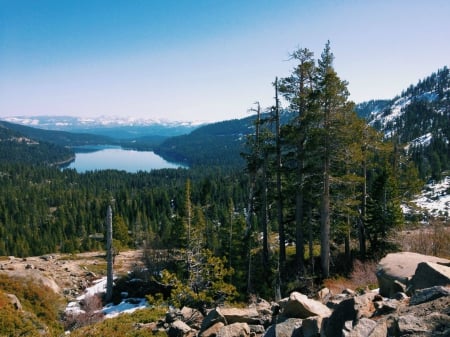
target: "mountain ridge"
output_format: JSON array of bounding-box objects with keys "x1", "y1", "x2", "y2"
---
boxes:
[
  {"x1": 356, "y1": 66, "x2": 449, "y2": 180},
  {"x1": 2, "y1": 115, "x2": 205, "y2": 139}
]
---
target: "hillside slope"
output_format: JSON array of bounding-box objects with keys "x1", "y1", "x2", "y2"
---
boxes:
[
  {"x1": 0, "y1": 122, "x2": 75, "y2": 165},
  {"x1": 155, "y1": 116, "x2": 255, "y2": 167},
  {"x1": 0, "y1": 120, "x2": 114, "y2": 147},
  {"x1": 357, "y1": 66, "x2": 450, "y2": 180}
]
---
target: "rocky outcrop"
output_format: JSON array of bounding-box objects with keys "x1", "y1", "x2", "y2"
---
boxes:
[
  {"x1": 152, "y1": 284, "x2": 449, "y2": 337},
  {"x1": 376, "y1": 252, "x2": 450, "y2": 297},
  {"x1": 149, "y1": 252, "x2": 450, "y2": 337}
]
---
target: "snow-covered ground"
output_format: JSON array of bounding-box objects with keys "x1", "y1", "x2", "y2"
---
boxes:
[
  {"x1": 65, "y1": 277, "x2": 149, "y2": 319},
  {"x1": 410, "y1": 176, "x2": 450, "y2": 219}
]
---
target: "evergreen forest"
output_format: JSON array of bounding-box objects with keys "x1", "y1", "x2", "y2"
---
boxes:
[{"x1": 0, "y1": 42, "x2": 448, "y2": 301}]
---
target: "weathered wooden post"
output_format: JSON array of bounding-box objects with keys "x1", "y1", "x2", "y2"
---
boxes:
[{"x1": 105, "y1": 205, "x2": 113, "y2": 303}]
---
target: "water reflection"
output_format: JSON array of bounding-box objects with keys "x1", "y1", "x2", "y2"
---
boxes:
[{"x1": 65, "y1": 146, "x2": 185, "y2": 173}]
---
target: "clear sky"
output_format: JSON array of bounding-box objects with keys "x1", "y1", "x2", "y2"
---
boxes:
[{"x1": 0, "y1": 0, "x2": 449, "y2": 122}]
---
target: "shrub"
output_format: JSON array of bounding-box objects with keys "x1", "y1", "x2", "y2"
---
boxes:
[
  {"x1": 69, "y1": 307, "x2": 167, "y2": 337},
  {"x1": 398, "y1": 218, "x2": 450, "y2": 258},
  {"x1": 62, "y1": 294, "x2": 104, "y2": 331},
  {"x1": 0, "y1": 274, "x2": 65, "y2": 336},
  {"x1": 323, "y1": 259, "x2": 378, "y2": 294}
]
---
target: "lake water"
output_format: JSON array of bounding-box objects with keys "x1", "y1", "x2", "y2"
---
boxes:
[{"x1": 65, "y1": 146, "x2": 185, "y2": 173}]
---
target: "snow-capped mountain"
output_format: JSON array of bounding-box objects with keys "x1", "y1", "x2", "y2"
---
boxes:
[
  {"x1": 1, "y1": 115, "x2": 206, "y2": 139},
  {"x1": 356, "y1": 67, "x2": 450, "y2": 220},
  {"x1": 356, "y1": 66, "x2": 450, "y2": 181},
  {"x1": 358, "y1": 67, "x2": 449, "y2": 143}
]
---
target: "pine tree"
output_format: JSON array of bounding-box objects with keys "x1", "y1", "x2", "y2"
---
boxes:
[
  {"x1": 279, "y1": 47, "x2": 315, "y2": 275},
  {"x1": 313, "y1": 41, "x2": 355, "y2": 277}
]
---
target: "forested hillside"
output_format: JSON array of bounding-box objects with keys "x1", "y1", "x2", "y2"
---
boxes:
[
  {"x1": 0, "y1": 123, "x2": 74, "y2": 165},
  {"x1": 155, "y1": 118, "x2": 253, "y2": 167},
  {"x1": 0, "y1": 120, "x2": 114, "y2": 147},
  {"x1": 360, "y1": 66, "x2": 450, "y2": 180}
]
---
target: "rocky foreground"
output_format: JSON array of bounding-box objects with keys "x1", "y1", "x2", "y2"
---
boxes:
[
  {"x1": 1, "y1": 251, "x2": 450, "y2": 336},
  {"x1": 147, "y1": 252, "x2": 450, "y2": 337}
]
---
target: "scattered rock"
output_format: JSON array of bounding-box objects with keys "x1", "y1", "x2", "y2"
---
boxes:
[
  {"x1": 301, "y1": 316, "x2": 323, "y2": 337},
  {"x1": 180, "y1": 307, "x2": 204, "y2": 330},
  {"x1": 263, "y1": 318, "x2": 302, "y2": 337},
  {"x1": 317, "y1": 287, "x2": 331, "y2": 301},
  {"x1": 409, "y1": 286, "x2": 450, "y2": 305},
  {"x1": 199, "y1": 322, "x2": 225, "y2": 337},
  {"x1": 280, "y1": 292, "x2": 332, "y2": 319},
  {"x1": 199, "y1": 308, "x2": 227, "y2": 333},
  {"x1": 343, "y1": 317, "x2": 376, "y2": 337},
  {"x1": 168, "y1": 319, "x2": 196, "y2": 337},
  {"x1": 6, "y1": 293, "x2": 22, "y2": 311},
  {"x1": 394, "y1": 313, "x2": 436, "y2": 336},
  {"x1": 217, "y1": 322, "x2": 250, "y2": 337},
  {"x1": 219, "y1": 307, "x2": 262, "y2": 325},
  {"x1": 248, "y1": 324, "x2": 265, "y2": 336}
]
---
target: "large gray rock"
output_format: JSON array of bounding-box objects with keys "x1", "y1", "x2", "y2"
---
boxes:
[
  {"x1": 410, "y1": 262, "x2": 450, "y2": 292},
  {"x1": 217, "y1": 322, "x2": 250, "y2": 337},
  {"x1": 322, "y1": 293, "x2": 376, "y2": 337},
  {"x1": 376, "y1": 252, "x2": 450, "y2": 297},
  {"x1": 180, "y1": 306, "x2": 204, "y2": 329},
  {"x1": 219, "y1": 307, "x2": 262, "y2": 325},
  {"x1": 280, "y1": 292, "x2": 331, "y2": 319},
  {"x1": 301, "y1": 316, "x2": 323, "y2": 337},
  {"x1": 200, "y1": 308, "x2": 227, "y2": 333},
  {"x1": 393, "y1": 313, "x2": 450, "y2": 336},
  {"x1": 342, "y1": 317, "x2": 376, "y2": 337},
  {"x1": 263, "y1": 318, "x2": 302, "y2": 337},
  {"x1": 410, "y1": 286, "x2": 450, "y2": 305},
  {"x1": 367, "y1": 320, "x2": 388, "y2": 337},
  {"x1": 341, "y1": 318, "x2": 387, "y2": 337},
  {"x1": 199, "y1": 322, "x2": 225, "y2": 337},
  {"x1": 168, "y1": 319, "x2": 196, "y2": 337}
]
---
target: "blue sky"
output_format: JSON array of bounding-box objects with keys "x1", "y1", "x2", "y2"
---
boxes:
[{"x1": 1, "y1": 0, "x2": 449, "y2": 122}]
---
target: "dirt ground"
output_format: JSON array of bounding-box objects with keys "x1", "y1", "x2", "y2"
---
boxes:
[{"x1": 0, "y1": 249, "x2": 144, "y2": 300}]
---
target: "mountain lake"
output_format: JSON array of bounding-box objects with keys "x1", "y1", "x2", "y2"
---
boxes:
[{"x1": 64, "y1": 146, "x2": 186, "y2": 173}]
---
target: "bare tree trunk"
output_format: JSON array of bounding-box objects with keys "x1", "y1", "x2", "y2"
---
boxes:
[
  {"x1": 274, "y1": 78, "x2": 285, "y2": 281},
  {"x1": 245, "y1": 103, "x2": 261, "y2": 293},
  {"x1": 320, "y1": 155, "x2": 330, "y2": 278},
  {"x1": 345, "y1": 215, "x2": 351, "y2": 264},
  {"x1": 262, "y1": 151, "x2": 270, "y2": 269},
  {"x1": 308, "y1": 205, "x2": 314, "y2": 275},
  {"x1": 296, "y1": 154, "x2": 305, "y2": 275},
  {"x1": 359, "y1": 157, "x2": 367, "y2": 259},
  {"x1": 106, "y1": 205, "x2": 113, "y2": 303}
]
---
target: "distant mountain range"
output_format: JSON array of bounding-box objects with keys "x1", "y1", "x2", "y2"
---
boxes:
[
  {"x1": 1, "y1": 66, "x2": 449, "y2": 174},
  {"x1": 2, "y1": 115, "x2": 204, "y2": 139}
]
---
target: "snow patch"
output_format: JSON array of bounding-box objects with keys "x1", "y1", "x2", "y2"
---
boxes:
[
  {"x1": 411, "y1": 176, "x2": 450, "y2": 218},
  {"x1": 405, "y1": 132, "x2": 433, "y2": 152},
  {"x1": 65, "y1": 276, "x2": 149, "y2": 319}
]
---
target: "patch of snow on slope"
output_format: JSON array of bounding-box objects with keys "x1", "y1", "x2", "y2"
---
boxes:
[
  {"x1": 65, "y1": 276, "x2": 149, "y2": 318},
  {"x1": 405, "y1": 132, "x2": 433, "y2": 152},
  {"x1": 369, "y1": 90, "x2": 439, "y2": 132},
  {"x1": 412, "y1": 176, "x2": 450, "y2": 218},
  {"x1": 417, "y1": 91, "x2": 439, "y2": 102}
]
